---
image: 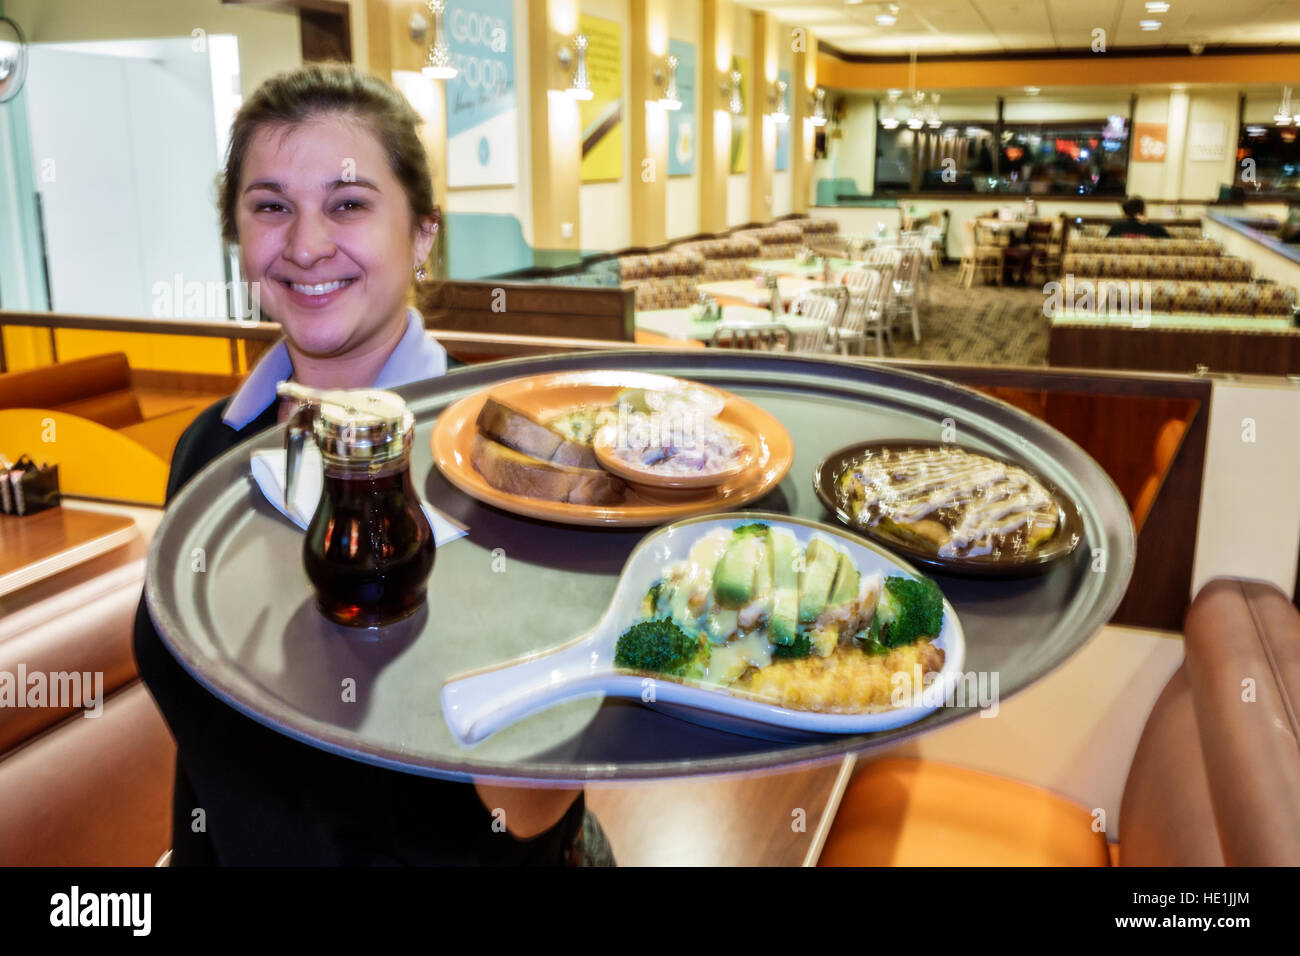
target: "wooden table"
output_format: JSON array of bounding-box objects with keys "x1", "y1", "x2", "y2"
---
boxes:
[
  {"x1": 636, "y1": 305, "x2": 830, "y2": 342},
  {"x1": 0, "y1": 505, "x2": 138, "y2": 597},
  {"x1": 698, "y1": 276, "x2": 825, "y2": 309}
]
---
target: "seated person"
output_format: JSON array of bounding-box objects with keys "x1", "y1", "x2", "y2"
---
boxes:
[{"x1": 1107, "y1": 197, "x2": 1171, "y2": 239}]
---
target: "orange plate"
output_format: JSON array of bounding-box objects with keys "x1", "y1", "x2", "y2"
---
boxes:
[{"x1": 431, "y1": 370, "x2": 793, "y2": 526}]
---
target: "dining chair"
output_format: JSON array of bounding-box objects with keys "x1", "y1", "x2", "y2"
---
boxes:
[
  {"x1": 709, "y1": 322, "x2": 793, "y2": 351},
  {"x1": 960, "y1": 219, "x2": 1003, "y2": 288},
  {"x1": 784, "y1": 290, "x2": 836, "y2": 354},
  {"x1": 880, "y1": 244, "x2": 923, "y2": 344},
  {"x1": 838, "y1": 266, "x2": 890, "y2": 357}
]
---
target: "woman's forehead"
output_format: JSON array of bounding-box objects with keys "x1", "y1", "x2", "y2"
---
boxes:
[{"x1": 243, "y1": 115, "x2": 391, "y2": 187}]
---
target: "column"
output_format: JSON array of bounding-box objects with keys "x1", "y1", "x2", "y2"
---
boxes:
[
  {"x1": 790, "y1": 29, "x2": 818, "y2": 214},
  {"x1": 528, "y1": 0, "x2": 582, "y2": 252},
  {"x1": 748, "y1": 10, "x2": 776, "y2": 223},
  {"x1": 629, "y1": 0, "x2": 669, "y2": 247},
  {"x1": 698, "y1": 0, "x2": 732, "y2": 234}
]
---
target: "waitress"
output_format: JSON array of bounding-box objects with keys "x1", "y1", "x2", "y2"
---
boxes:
[{"x1": 133, "y1": 63, "x2": 608, "y2": 865}]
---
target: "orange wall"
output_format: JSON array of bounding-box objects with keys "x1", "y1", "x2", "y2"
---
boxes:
[{"x1": 818, "y1": 50, "x2": 1300, "y2": 91}]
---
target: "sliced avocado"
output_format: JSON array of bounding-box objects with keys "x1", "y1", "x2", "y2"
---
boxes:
[
  {"x1": 714, "y1": 533, "x2": 763, "y2": 608},
  {"x1": 798, "y1": 538, "x2": 839, "y2": 624},
  {"x1": 827, "y1": 551, "x2": 860, "y2": 607},
  {"x1": 769, "y1": 530, "x2": 800, "y2": 645}
]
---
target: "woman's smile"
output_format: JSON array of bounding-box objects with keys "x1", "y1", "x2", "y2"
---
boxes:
[{"x1": 276, "y1": 275, "x2": 361, "y2": 309}]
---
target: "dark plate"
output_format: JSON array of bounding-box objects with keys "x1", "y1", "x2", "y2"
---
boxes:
[{"x1": 813, "y1": 440, "x2": 1085, "y2": 578}]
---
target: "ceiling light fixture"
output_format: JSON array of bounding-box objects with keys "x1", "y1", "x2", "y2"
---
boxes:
[
  {"x1": 1024, "y1": 86, "x2": 1040, "y2": 95},
  {"x1": 420, "y1": 0, "x2": 457, "y2": 80},
  {"x1": 1274, "y1": 86, "x2": 1293, "y2": 126},
  {"x1": 1145, "y1": 1, "x2": 1170, "y2": 12},
  {"x1": 1139, "y1": 19, "x2": 1162, "y2": 30}
]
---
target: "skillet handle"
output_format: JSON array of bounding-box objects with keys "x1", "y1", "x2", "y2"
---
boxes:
[{"x1": 440, "y1": 631, "x2": 608, "y2": 747}]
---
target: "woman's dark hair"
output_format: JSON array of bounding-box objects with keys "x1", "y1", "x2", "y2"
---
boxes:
[
  {"x1": 217, "y1": 63, "x2": 438, "y2": 256},
  {"x1": 1122, "y1": 196, "x2": 1146, "y2": 219}
]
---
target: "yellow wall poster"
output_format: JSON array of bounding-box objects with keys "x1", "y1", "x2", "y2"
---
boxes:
[
  {"x1": 579, "y1": 14, "x2": 623, "y2": 183},
  {"x1": 729, "y1": 55, "x2": 749, "y2": 175}
]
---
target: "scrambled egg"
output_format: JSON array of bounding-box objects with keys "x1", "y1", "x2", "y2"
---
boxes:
[{"x1": 733, "y1": 639, "x2": 945, "y2": 713}]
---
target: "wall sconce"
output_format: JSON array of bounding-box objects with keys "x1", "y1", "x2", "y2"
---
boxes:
[
  {"x1": 723, "y1": 69, "x2": 743, "y2": 116},
  {"x1": 557, "y1": 33, "x2": 593, "y2": 100},
  {"x1": 419, "y1": 0, "x2": 457, "y2": 80},
  {"x1": 906, "y1": 92, "x2": 925, "y2": 130},
  {"x1": 654, "y1": 54, "x2": 682, "y2": 111},
  {"x1": 810, "y1": 87, "x2": 827, "y2": 127},
  {"x1": 769, "y1": 78, "x2": 789, "y2": 124}
]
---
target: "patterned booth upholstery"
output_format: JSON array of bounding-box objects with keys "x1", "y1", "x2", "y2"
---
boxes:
[
  {"x1": 618, "y1": 250, "x2": 704, "y2": 310},
  {"x1": 1062, "y1": 254, "x2": 1253, "y2": 281},
  {"x1": 1067, "y1": 237, "x2": 1223, "y2": 257},
  {"x1": 671, "y1": 235, "x2": 762, "y2": 281},
  {"x1": 1076, "y1": 223, "x2": 1203, "y2": 240},
  {"x1": 732, "y1": 224, "x2": 804, "y2": 260},
  {"x1": 784, "y1": 217, "x2": 839, "y2": 242},
  {"x1": 1079, "y1": 279, "x2": 1297, "y2": 317}
]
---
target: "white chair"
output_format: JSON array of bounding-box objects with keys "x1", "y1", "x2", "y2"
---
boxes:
[
  {"x1": 784, "y1": 291, "x2": 835, "y2": 354},
  {"x1": 838, "y1": 266, "x2": 890, "y2": 357},
  {"x1": 710, "y1": 322, "x2": 793, "y2": 351},
  {"x1": 877, "y1": 244, "x2": 923, "y2": 344}
]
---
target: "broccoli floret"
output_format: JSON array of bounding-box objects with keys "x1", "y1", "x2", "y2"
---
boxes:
[
  {"x1": 864, "y1": 575, "x2": 945, "y2": 649},
  {"x1": 731, "y1": 522, "x2": 769, "y2": 539},
  {"x1": 615, "y1": 618, "x2": 705, "y2": 676},
  {"x1": 771, "y1": 631, "x2": 812, "y2": 659}
]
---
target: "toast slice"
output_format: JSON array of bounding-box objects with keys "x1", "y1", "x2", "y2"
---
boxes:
[
  {"x1": 477, "y1": 396, "x2": 599, "y2": 469},
  {"x1": 471, "y1": 433, "x2": 627, "y2": 505}
]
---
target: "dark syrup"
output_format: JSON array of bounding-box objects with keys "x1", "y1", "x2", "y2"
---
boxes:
[{"x1": 303, "y1": 469, "x2": 435, "y2": 628}]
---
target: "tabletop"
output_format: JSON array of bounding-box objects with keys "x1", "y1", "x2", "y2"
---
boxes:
[
  {"x1": 636, "y1": 305, "x2": 831, "y2": 342},
  {"x1": 145, "y1": 350, "x2": 1136, "y2": 785},
  {"x1": 746, "y1": 257, "x2": 856, "y2": 278},
  {"x1": 0, "y1": 505, "x2": 138, "y2": 597},
  {"x1": 699, "y1": 276, "x2": 826, "y2": 308}
]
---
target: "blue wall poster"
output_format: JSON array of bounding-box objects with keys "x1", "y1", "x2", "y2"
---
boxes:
[
  {"x1": 667, "y1": 39, "x2": 695, "y2": 177},
  {"x1": 775, "y1": 68, "x2": 791, "y2": 172},
  {"x1": 445, "y1": 0, "x2": 518, "y2": 188}
]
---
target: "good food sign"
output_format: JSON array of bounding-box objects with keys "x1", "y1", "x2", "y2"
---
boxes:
[{"x1": 445, "y1": 0, "x2": 518, "y2": 188}]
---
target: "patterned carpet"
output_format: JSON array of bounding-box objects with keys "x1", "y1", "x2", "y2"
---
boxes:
[{"x1": 883, "y1": 264, "x2": 1049, "y2": 366}]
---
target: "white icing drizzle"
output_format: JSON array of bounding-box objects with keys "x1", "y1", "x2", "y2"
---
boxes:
[{"x1": 845, "y1": 447, "x2": 1057, "y2": 557}]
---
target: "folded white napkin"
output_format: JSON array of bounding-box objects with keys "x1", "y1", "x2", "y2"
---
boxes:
[{"x1": 249, "y1": 447, "x2": 468, "y2": 547}]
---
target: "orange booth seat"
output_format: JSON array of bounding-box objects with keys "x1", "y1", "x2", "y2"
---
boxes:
[
  {"x1": 0, "y1": 353, "x2": 207, "y2": 505},
  {"x1": 820, "y1": 578, "x2": 1300, "y2": 867}
]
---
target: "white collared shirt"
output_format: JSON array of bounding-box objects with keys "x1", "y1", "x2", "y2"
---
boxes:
[{"x1": 222, "y1": 307, "x2": 448, "y2": 430}]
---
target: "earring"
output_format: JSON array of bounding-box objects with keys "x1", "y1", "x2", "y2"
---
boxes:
[{"x1": 415, "y1": 266, "x2": 428, "y2": 283}]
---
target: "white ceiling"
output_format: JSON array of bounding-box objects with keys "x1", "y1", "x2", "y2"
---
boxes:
[{"x1": 734, "y1": 0, "x2": 1300, "y2": 54}]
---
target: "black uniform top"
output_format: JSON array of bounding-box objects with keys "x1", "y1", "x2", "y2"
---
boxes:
[
  {"x1": 132, "y1": 375, "x2": 585, "y2": 865},
  {"x1": 1106, "y1": 219, "x2": 1171, "y2": 239}
]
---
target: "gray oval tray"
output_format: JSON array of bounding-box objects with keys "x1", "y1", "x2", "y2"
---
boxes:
[{"x1": 145, "y1": 350, "x2": 1135, "y2": 784}]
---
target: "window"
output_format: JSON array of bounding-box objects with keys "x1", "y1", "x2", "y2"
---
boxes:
[
  {"x1": 1236, "y1": 124, "x2": 1300, "y2": 194},
  {"x1": 874, "y1": 117, "x2": 1129, "y2": 195}
]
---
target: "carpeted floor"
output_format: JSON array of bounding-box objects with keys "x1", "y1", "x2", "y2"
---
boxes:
[{"x1": 880, "y1": 264, "x2": 1049, "y2": 366}]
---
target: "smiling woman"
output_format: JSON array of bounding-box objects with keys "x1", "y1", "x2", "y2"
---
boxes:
[{"x1": 130, "y1": 64, "x2": 595, "y2": 866}]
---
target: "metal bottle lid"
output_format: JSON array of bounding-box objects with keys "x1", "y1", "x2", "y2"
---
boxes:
[{"x1": 314, "y1": 389, "x2": 414, "y2": 463}]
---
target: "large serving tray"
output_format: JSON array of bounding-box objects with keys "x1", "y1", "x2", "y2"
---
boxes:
[{"x1": 146, "y1": 350, "x2": 1135, "y2": 785}]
